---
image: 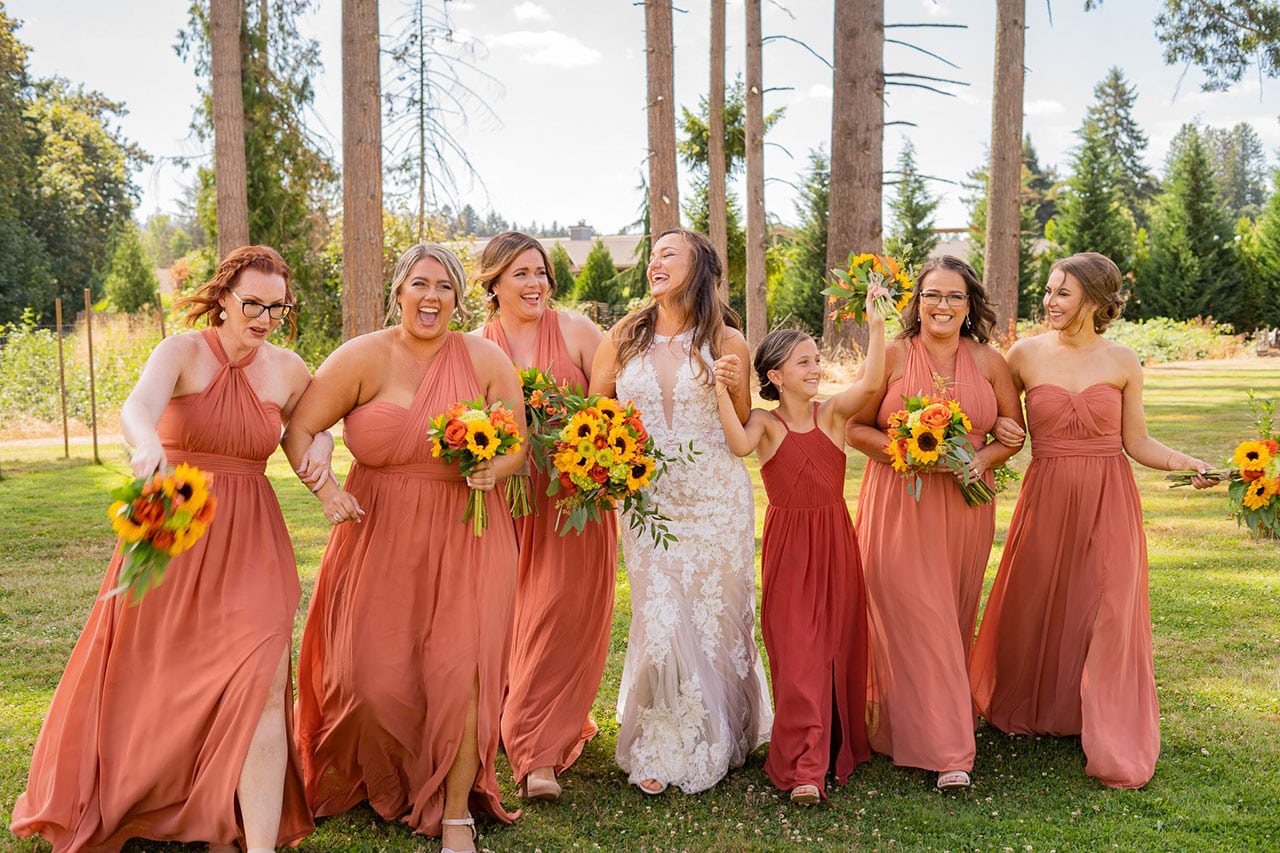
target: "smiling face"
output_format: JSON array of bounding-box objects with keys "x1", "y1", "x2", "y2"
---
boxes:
[
  {"x1": 916, "y1": 267, "x2": 970, "y2": 338},
  {"x1": 396, "y1": 256, "x2": 456, "y2": 340},
  {"x1": 1042, "y1": 268, "x2": 1096, "y2": 332},
  {"x1": 217, "y1": 267, "x2": 288, "y2": 348},
  {"x1": 492, "y1": 247, "x2": 549, "y2": 322},
  {"x1": 768, "y1": 337, "x2": 822, "y2": 399},
  {"x1": 646, "y1": 232, "x2": 693, "y2": 300}
]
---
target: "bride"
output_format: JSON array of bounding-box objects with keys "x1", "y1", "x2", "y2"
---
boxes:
[{"x1": 591, "y1": 228, "x2": 772, "y2": 794}]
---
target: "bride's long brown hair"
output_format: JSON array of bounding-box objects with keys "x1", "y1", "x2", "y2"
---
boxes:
[{"x1": 611, "y1": 228, "x2": 741, "y2": 383}]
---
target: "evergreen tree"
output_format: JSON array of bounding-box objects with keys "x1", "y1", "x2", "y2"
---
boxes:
[
  {"x1": 1022, "y1": 134, "x2": 1061, "y2": 233},
  {"x1": 1050, "y1": 119, "x2": 1138, "y2": 273},
  {"x1": 884, "y1": 140, "x2": 939, "y2": 273},
  {"x1": 104, "y1": 224, "x2": 160, "y2": 313},
  {"x1": 1242, "y1": 170, "x2": 1280, "y2": 329},
  {"x1": 1138, "y1": 124, "x2": 1242, "y2": 324},
  {"x1": 549, "y1": 242, "x2": 575, "y2": 297},
  {"x1": 684, "y1": 176, "x2": 746, "y2": 320},
  {"x1": 769, "y1": 149, "x2": 829, "y2": 335},
  {"x1": 1084, "y1": 67, "x2": 1156, "y2": 226},
  {"x1": 966, "y1": 157, "x2": 1041, "y2": 319},
  {"x1": 572, "y1": 239, "x2": 620, "y2": 304},
  {"x1": 1203, "y1": 122, "x2": 1269, "y2": 220}
]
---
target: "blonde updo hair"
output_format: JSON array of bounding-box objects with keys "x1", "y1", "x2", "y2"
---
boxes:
[
  {"x1": 753, "y1": 328, "x2": 811, "y2": 402},
  {"x1": 1051, "y1": 252, "x2": 1127, "y2": 333},
  {"x1": 385, "y1": 243, "x2": 469, "y2": 325}
]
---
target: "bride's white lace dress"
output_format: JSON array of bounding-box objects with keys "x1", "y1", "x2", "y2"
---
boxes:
[{"x1": 613, "y1": 330, "x2": 772, "y2": 793}]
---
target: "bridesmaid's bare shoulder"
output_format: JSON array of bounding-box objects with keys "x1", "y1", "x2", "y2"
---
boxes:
[
  {"x1": 316, "y1": 327, "x2": 396, "y2": 378},
  {"x1": 459, "y1": 329, "x2": 513, "y2": 372}
]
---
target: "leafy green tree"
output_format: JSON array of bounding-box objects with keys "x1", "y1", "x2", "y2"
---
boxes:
[
  {"x1": 104, "y1": 223, "x2": 159, "y2": 313},
  {"x1": 768, "y1": 149, "x2": 829, "y2": 336},
  {"x1": 1202, "y1": 122, "x2": 1269, "y2": 220},
  {"x1": 571, "y1": 239, "x2": 619, "y2": 304},
  {"x1": 548, "y1": 242, "x2": 575, "y2": 298},
  {"x1": 684, "y1": 176, "x2": 746, "y2": 320},
  {"x1": 25, "y1": 79, "x2": 147, "y2": 311},
  {"x1": 1084, "y1": 67, "x2": 1156, "y2": 225},
  {"x1": 1138, "y1": 124, "x2": 1242, "y2": 324},
  {"x1": 178, "y1": 0, "x2": 338, "y2": 357},
  {"x1": 1143, "y1": 1, "x2": 1280, "y2": 91},
  {"x1": 1242, "y1": 171, "x2": 1280, "y2": 328},
  {"x1": 1022, "y1": 134, "x2": 1061, "y2": 233},
  {"x1": 1049, "y1": 119, "x2": 1138, "y2": 274},
  {"x1": 884, "y1": 139, "x2": 939, "y2": 273},
  {"x1": 678, "y1": 76, "x2": 783, "y2": 178}
]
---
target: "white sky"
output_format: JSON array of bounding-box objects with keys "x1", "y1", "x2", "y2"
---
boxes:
[{"x1": 10, "y1": 0, "x2": 1280, "y2": 233}]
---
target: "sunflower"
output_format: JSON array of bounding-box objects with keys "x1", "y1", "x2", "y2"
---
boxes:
[
  {"x1": 609, "y1": 425, "x2": 638, "y2": 462},
  {"x1": 167, "y1": 463, "x2": 212, "y2": 514},
  {"x1": 595, "y1": 398, "x2": 625, "y2": 424},
  {"x1": 565, "y1": 410, "x2": 601, "y2": 442},
  {"x1": 626, "y1": 456, "x2": 656, "y2": 491},
  {"x1": 907, "y1": 425, "x2": 944, "y2": 465},
  {"x1": 109, "y1": 501, "x2": 150, "y2": 543},
  {"x1": 1232, "y1": 440, "x2": 1272, "y2": 471},
  {"x1": 465, "y1": 420, "x2": 500, "y2": 460},
  {"x1": 1242, "y1": 476, "x2": 1279, "y2": 511},
  {"x1": 169, "y1": 521, "x2": 207, "y2": 555},
  {"x1": 884, "y1": 438, "x2": 909, "y2": 474}
]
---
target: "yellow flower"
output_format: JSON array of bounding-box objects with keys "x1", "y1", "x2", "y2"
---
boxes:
[
  {"x1": 170, "y1": 521, "x2": 207, "y2": 555},
  {"x1": 466, "y1": 420, "x2": 500, "y2": 460},
  {"x1": 626, "y1": 456, "x2": 656, "y2": 491},
  {"x1": 109, "y1": 501, "x2": 149, "y2": 543},
  {"x1": 608, "y1": 425, "x2": 638, "y2": 462},
  {"x1": 595, "y1": 448, "x2": 617, "y2": 468},
  {"x1": 595, "y1": 398, "x2": 624, "y2": 424},
  {"x1": 945, "y1": 399, "x2": 972, "y2": 432},
  {"x1": 1242, "y1": 476, "x2": 1278, "y2": 511},
  {"x1": 564, "y1": 410, "x2": 601, "y2": 443},
  {"x1": 1232, "y1": 440, "x2": 1272, "y2": 471},
  {"x1": 907, "y1": 425, "x2": 944, "y2": 465}
]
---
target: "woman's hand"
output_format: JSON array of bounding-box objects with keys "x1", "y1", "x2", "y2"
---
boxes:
[
  {"x1": 130, "y1": 436, "x2": 167, "y2": 480},
  {"x1": 465, "y1": 459, "x2": 497, "y2": 492},
  {"x1": 322, "y1": 489, "x2": 365, "y2": 525},
  {"x1": 958, "y1": 452, "x2": 990, "y2": 485},
  {"x1": 712, "y1": 354, "x2": 742, "y2": 394},
  {"x1": 1183, "y1": 456, "x2": 1219, "y2": 489},
  {"x1": 992, "y1": 416, "x2": 1025, "y2": 448},
  {"x1": 297, "y1": 431, "x2": 335, "y2": 492}
]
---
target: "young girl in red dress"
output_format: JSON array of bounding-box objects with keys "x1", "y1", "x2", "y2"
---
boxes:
[{"x1": 712, "y1": 298, "x2": 885, "y2": 804}]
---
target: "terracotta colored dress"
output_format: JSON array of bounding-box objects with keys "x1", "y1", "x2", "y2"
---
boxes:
[
  {"x1": 853, "y1": 336, "x2": 998, "y2": 773},
  {"x1": 10, "y1": 328, "x2": 311, "y2": 852},
  {"x1": 294, "y1": 331, "x2": 519, "y2": 836},
  {"x1": 970, "y1": 383, "x2": 1158, "y2": 789},
  {"x1": 760, "y1": 404, "x2": 870, "y2": 794},
  {"x1": 481, "y1": 311, "x2": 618, "y2": 783}
]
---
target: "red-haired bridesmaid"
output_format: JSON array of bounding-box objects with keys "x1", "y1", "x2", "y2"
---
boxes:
[
  {"x1": 713, "y1": 297, "x2": 885, "y2": 804},
  {"x1": 475, "y1": 232, "x2": 618, "y2": 801},
  {"x1": 970, "y1": 252, "x2": 1215, "y2": 788}
]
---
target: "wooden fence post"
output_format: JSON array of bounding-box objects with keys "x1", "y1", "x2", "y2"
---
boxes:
[
  {"x1": 56, "y1": 298, "x2": 69, "y2": 459},
  {"x1": 84, "y1": 289, "x2": 100, "y2": 465},
  {"x1": 156, "y1": 288, "x2": 167, "y2": 339}
]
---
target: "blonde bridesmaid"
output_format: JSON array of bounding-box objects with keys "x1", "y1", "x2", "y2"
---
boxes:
[{"x1": 476, "y1": 232, "x2": 618, "y2": 801}]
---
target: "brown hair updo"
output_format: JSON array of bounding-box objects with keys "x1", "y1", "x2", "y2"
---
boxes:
[
  {"x1": 473, "y1": 231, "x2": 556, "y2": 319},
  {"x1": 753, "y1": 328, "x2": 811, "y2": 402},
  {"x1": 1051, "y1": 252, "x2": 1126, "y2": 333}
]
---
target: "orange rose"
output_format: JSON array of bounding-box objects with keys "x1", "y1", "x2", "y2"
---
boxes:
[
  {"x1": 593, "y1": 434, "x2": 609, "y2": 450},
  {"x1": 132, "y1": 496, "x2": 166, "y2": 526},
  {"x1": 444, "y1": 418, "x2": 469, "y2": 449},
  {"x1": 626, "y1": 416, "x2": 649, "y2": 445},
  {"x1": 558, "y1": 470, "x2": 578, "y2": 494},
  {"x1": 1266, "y1": 439, "x2": 1280, "y2": 454},
  {"x1": 589, "y1": 465, "x2": 610, "y2": 485},
  {"x1": 919, "y1": 402, "x2": 953, "y2": 430},
  {"x1": 150, "y1": 528, "x2": 176, "y2": 551},
  {"x1": 1242, "y1": 467, "x2": 1264, "y2": 482},
  {"x1": 195, "y1": 495, "x2": 218, "y2": 524},
  {"x1": 446, "y1": 401, "x2": 466, "y2": 420}
]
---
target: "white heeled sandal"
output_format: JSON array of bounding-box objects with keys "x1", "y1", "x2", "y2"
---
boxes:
[{"x1": 441, "y1": 814, "x2": 476, "y2": 853}]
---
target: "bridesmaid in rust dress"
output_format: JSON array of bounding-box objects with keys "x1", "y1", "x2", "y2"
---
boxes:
[
  {"x1": 845, "y1": 255, "x2": 1024, "y2": 792},
  {"x1": 970, "y1": 252, "x2": 1214, "y2": 789},
  {"x1": 10, "y1": 246, "x2": 324, "y2": 853},
  {"x1": 475, "y1": 232, "x2": 618, "y2": 802},
  {"x1": 283, "y1": 244, "x2": 525, "y2": 853},
  {"x1": 712, "y1": 295, "x2": 885, "y2": 805}
]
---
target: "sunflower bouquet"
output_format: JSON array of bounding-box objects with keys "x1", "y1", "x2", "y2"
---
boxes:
[
  {"x1": 546, "y1": 391, "x2": 695, "y2": 547},
  {"x1": 884, "y1": 393, "x2": 996, "y2": 506},
  {"x1": 106, "y1": 463, "x2": 217, "y2": 603},
  {"x1": 428, "y1": 398, "x2": 524, "y2": 536},
  {"x1": 821, "y1": 252, "x2": 914, "y2": 327},
  {"x1": 506, "y1": 367, "x2": 561, "y2": 518},
  {"x1": 1169, "y1": 390, "x2": 1278, "y2": 539}
]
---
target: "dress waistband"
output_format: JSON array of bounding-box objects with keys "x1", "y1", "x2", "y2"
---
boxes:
[
  {"x1": 1031, "y1": 436, "x2": 1123, "y2": 459},
  {"x1": 165, "y1": 448, "x2": 267, "y2": 476},
  {"x1": 354, "y1": 461, "x2": 461, "y2": 482}
]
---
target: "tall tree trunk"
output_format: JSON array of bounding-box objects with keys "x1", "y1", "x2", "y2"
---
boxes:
[
  {"x1": 645, "y1": 1, "x2": 679, "y2": 236},
  {"x1": 985, "y1": 0, "x2": 1025, "y2": 341},
  {"x1": 342, "y1": 0, "x2": 384, "y2": 339},
  {"x1": 823, "y1": 0, "x2": 882, "y2": 356},
  {"x1": 708, "y1": 0, "x2": 728, "y2": 302},
  {"x1": 211, "y1": 0, "x2": 249, "y2": 258},
  {"x1": 744, "y1": 0, "x2": 766, "y2": 350}
]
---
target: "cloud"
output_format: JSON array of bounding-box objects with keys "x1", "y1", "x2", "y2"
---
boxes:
[
  {"x1": 807, "y1": 83, "x2": 833, "y2": 100},
  {"x1": 1023, "y1": 99, "x2": 1065, "y2": 116},
  {"x1": 487, "y1": 30, "x2": 601, "y2": 68},
  {"x1": 513, "y1": 2, "x2": 550, "y2": 22}
]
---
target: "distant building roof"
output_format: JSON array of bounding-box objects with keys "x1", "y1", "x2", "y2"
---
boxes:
[{"x1": 452, "y1": 233, "x2": 645, "y2": 274}]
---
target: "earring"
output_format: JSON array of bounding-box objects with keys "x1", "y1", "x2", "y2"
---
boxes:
[{"x1": 219, "y1": 309, "x2": 227, "y2": 321}]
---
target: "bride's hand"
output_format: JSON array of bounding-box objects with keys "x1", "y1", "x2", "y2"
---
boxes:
[{"x1": 712, "y1": 355, "x2": 741, "y2": 393}]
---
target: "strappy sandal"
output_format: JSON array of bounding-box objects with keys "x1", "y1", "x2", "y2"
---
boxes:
[
  {"x1": 441, "y1": 814, "x2": 476, "y2": 853},
  {"x1": 637, "y1": 778, "x2": 668, "y2": 795},
  {"x1": 789, "y1": 784, "x2": 821, "y2": 805},
  {"x1": 936, "y1": 770, "x2": 972, "y2": 791}
]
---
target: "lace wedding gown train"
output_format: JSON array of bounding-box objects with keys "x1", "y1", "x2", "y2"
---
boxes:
[{"x1": 613, "y1": 330, "x2": 772, "y2": 793}]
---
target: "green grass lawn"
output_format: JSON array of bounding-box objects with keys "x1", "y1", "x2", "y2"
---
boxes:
[{"x1": 1, "y1": 360, "x2": 1277, "y2": 852}]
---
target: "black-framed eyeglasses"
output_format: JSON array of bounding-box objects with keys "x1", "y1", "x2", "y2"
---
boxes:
[
  {"x1": 919, "y1": 291, "x2": 968, "y2": 307},
  {"x1": 232, "y1": 291, "x2": 293, "y2": 320}
]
